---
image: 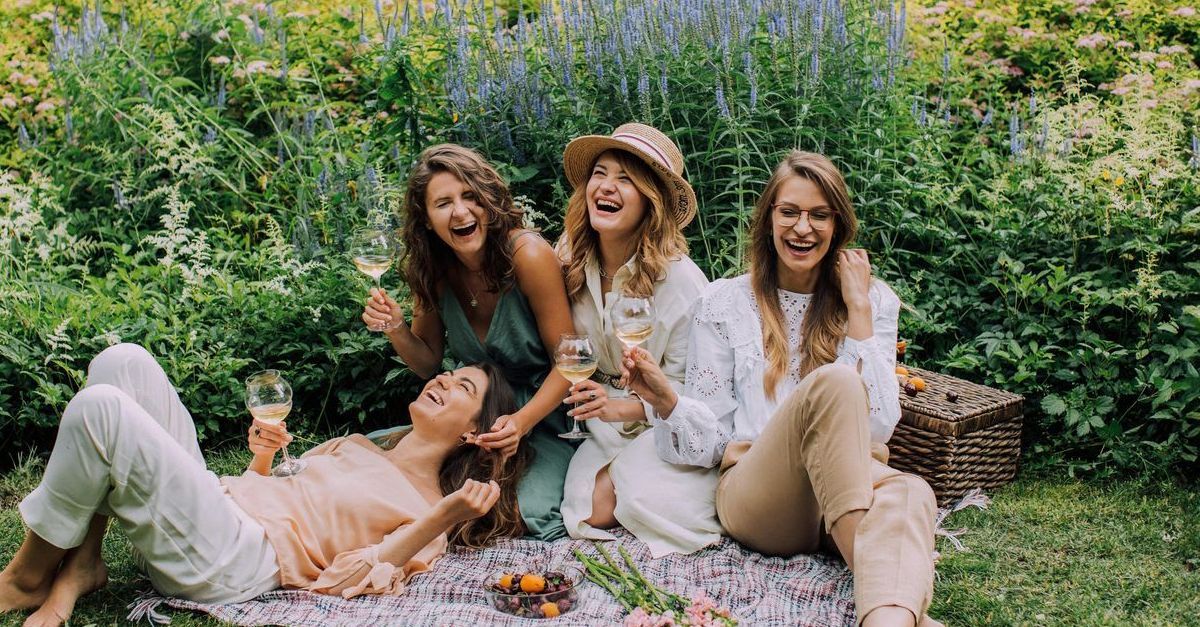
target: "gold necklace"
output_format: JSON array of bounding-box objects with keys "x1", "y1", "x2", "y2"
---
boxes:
[{"x1": 463, "y1": 269, "x2": 484, "y2": 309}]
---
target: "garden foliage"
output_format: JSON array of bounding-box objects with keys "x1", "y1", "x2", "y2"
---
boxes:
[{"x1": 0, "y1": 0, "x2": 1197, "y2": 477}]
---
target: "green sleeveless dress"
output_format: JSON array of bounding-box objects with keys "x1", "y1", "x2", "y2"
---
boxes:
[{"x1": 437, "y1": 286, "x2": 574, "y2": 541}]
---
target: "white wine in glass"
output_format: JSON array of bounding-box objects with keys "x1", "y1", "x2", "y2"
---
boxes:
[
  {"x1": 350, "y1": 228, "x2": 400, "y2": 331},
  {"x1": 245, "y1": 370, "x2": 306, "y2": 477},
  {"x1": 555, "y1": 334, "x2": 596, "y2": 440},
  {"x1": 611, "y1": 295, "x2": 655, "y2": 348}
]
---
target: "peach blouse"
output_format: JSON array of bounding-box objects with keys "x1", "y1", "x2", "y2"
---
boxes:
[{"x1": 223, "y1": 434, "x2": 447, "y2": 598}]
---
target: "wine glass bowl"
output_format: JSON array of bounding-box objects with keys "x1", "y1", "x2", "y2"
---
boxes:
[
  {"x1": 611, "y1": 295, "x2": 655, "y2": 349},
  {"x1": 555, "y1": 334, "x2": 596, "y2": 441},
  {"x1": 245, "y1": 370, "x2": 306, "y2": 477}
]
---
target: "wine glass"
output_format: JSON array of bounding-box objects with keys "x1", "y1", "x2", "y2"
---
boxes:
[
  {"x1": 350, "y1": 227, "x2": 400, "y2": 331},
  {"x1": 555, "y1": 334, "x2": 597, "y2": 441},
  {"x1": 246, "y1": 370, "x2": 306, "y2": 477},
  {"x1": 611, "y1": 295, "x2": 655, "y2": 349}
]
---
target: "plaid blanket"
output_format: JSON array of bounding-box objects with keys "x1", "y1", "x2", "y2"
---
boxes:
[{"x1": 134, "y1": 529, "x2": 856, "y2": 626}]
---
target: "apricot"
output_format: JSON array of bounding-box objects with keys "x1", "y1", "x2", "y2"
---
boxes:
[
  {"x1": 520, "y1": 573, "x2": 546, "y2": 594},
  {"x1": 540, "y1": 601, "x2": 561, "y2": 618}
]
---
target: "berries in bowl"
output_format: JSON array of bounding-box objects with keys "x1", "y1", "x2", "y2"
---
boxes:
[{"x1": 485, "y1": 567, "x2": 582, "y2": 618}]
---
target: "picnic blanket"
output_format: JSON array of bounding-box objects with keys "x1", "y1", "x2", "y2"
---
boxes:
[{"x1": 129, "y1": 529, "x2": 856, "y2": 626}]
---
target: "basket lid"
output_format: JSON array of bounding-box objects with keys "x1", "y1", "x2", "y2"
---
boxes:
[{"x1": 898, "y1": 366, "x2": 1024, "y2": 437}]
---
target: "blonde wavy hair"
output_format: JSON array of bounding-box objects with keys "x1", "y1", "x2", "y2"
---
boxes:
[
  {"x1": 561, "y1": 150, "x2": 687, "y2": 299},
  {"x1": 749, "y1": 151, "x2": 860, "y2": 399}
]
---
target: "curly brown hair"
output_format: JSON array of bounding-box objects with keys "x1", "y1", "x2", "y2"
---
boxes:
[{"x1": 402, "y1": 144, "x2": 526, "y2": 313}]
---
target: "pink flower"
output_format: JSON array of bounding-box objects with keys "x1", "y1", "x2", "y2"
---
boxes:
[
  {"x1": 245, "y1": 60, "x2": 270, "y2": 74},
  {"x1": 180, "y1": 30, "x2": 191, "y2": 41},
  {"x1": 1111, "y1": 86, "x2": 1131, "y2": 95},
  {"x1": 1140, "y1": 99, "x2": 1158, "y2": 109},
  {"x1": 1134, "y1": 51, "x2": 1158, "y2": 63},
  {"x1": 0, "y1": 96, "x2": 16, "y2": 108},
  {"x1": 212, "y1": 29, "x2": 229, "y2": 42},
  {"x1": 1115, "y1": 40, "x2": 1134, "y2": 49},
  {"x1": 1184, "y1": 79, "x2": 1200, "y2": 90},
  {"x1": 1076, "y1": 33, "x2": 1108, "y2": 49},
  {"x1": 21, "y1": 75, "x2": 39, "y2": 87},
  {"x1": 1171, "y1": 7, "x2": 1196, "y2": 17},
  {"x1": 1157, "y1": 60, "x2": 1175, "y2": 69},
  {"x1": 209, "y1": 56, "x2": 231, "y2": 65},
  {"x1": 1159, "y1": 45, "x2": 1187, "y2": 54},
  {"x1": 34, "y1": 100, "x2": 55, "y2": 113},
  {"x1": 1117, "y1": 9, "x2": 1134, "y2": 17}
]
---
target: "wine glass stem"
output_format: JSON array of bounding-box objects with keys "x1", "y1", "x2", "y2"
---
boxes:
[
  {"x1": 280, "y1": 445, "x2": 294, "y2": 466},
  {"x1": 572, "y1": 402, "x2": 582, "y2": 433}
]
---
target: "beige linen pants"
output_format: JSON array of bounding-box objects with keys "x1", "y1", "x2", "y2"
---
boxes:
[
  {"x1": 18, "y1": 343, "x2": 279, "y2": 603},
  {"x1": 715, "y1": 364, "x2": 937, "y2": 624}
]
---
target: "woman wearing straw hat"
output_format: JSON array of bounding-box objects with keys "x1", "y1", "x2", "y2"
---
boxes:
[
  {"x1": 556, "y1": 123, "x2": 722, "y2": 556},
  {"x1": 621, "y1": 151, "x2": 941, "y2": 626}
]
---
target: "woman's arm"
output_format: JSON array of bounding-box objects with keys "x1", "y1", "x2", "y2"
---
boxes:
[
  {"x1": 835, "y1": 280, "x2": 902, "y2": 442},
  {"x1": 311, "y1": 480, "x2": 500, "y2": 598},
  {"x1": 365, "y1": 288, "x2": 445, "y2": 379},
  {"x1": 477, "y1": 234, "x2": 575, "y2": 454},
  {"x1": 624, "y1": 292, "x2": 737, "y2": 468}
]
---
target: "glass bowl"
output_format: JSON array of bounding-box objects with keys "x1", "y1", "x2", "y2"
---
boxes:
[{"x1": 484, "y1": 566, "x2": 583, "y2": 619}]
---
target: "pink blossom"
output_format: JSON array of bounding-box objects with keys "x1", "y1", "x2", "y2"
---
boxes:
[
  {"x1": 209, "y1": 56, "x2": 231, "y2": 65},
  {"x1": 1111, "y1": 86, "x2": 1131, "y2": 95},
  {"x1": 1159, "y1": 45, "x2": 1188, "y2": 54},
  {"x1": 1140, "y1": 99, "x2": 1158, "y2": 109},
  {"x1": 1171, "y1": 7, "x2": 1196, "y2": 17},
  {"x1": 21, "y1": 75, "x2": 39, "y2": 87},
  {"x1": 1134, "y1": 51, "x2": 1158, "y2": 63},
  {"x1": 180, "y1": 30, "x2": 191, "y2": 41},
  {"x1": 1076, "y1": 33, "x2": 1108, "y2": 49},
  {"x1": 34, "y1": 100, "x2": 55, "y2": 113},
  {"x1": 244, "y1": 60, "x2": 270, "y2": 74},
  {"x1": 21, "y1": 95, "x2": 33, "y2": 104},
  {"x1": 31, "y1": 10, "x2": 54, "y2": 22},
  {"x1": 964, "y1": 0, "x2": 977, "y2": 6},
  {"x1": 4, "y1": 60, "x2": 19, "y2": 69},
  {"x1": 1157, "y1": 60, "x2": 1175, "y2": 69},
  {"x1": 212, "y1": 29, "x2": 229, "y2": 42},
  {"x1": 1184, "y1": 79, "x2": 1200, "y2": 90},
  {"x1": 1115, "y1": 40, "x2": 1134, "y2": 49},
  {"x1": 0, "y1": 96, "x2": 16, "y2": 109},
  {"x1": 1117, "y1": 9, "x2": 1134, "y2": 17},
  {"x1": 1098, "y1": 82, "x2": 1112, "y2": 90}
]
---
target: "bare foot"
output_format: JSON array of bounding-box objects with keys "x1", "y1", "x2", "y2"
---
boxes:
[
  {"x1": 919, "y1": 614, "x2": 945, "y2": 627},
  {"x1": 21, "y1": 551, "x2": 107, "y2": 627},
  {"x1": 0, "y1": 569, "x2": 52, "y2": 613}
]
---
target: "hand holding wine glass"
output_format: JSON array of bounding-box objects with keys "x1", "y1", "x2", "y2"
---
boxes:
[
  {"x1": 246, "y1": 370, "x2": 306, "y2": 477},
  {"x1": 351, "y1": 228, "x2": 401, "y2": 332},
  {"x1": 555, "y1": 334, "x2": 597, "y2": 441},
  {"x1": 611, "y1": 295, "x2": 655, "y2": 349}
]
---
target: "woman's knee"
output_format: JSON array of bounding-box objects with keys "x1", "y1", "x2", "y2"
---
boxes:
[
  {"x1": 879, "y1": 472, "x2": 937, "y2": 518},
  {"x1": 61, "y1": 384, "x2": 125, "y2": 431},
  {"x1": 88, "y1": 343, "x2": 157, "y2": 379}
]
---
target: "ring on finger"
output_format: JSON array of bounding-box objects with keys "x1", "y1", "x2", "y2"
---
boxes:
[
  {"x1": 254, "y1": 427, "x2": 261, "y2": 437},
  {"x1": 589, "y1": 392, "x2": 597, "y2": 400}
]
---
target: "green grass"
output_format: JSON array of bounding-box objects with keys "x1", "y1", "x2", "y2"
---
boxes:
[{"x1": 1, "y1": 454, "x2": 1197, "y2": 626}]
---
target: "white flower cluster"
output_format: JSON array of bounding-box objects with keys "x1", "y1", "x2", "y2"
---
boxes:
[{"x1": 142, "y1": 184, "x2": 216, "y2": 296}]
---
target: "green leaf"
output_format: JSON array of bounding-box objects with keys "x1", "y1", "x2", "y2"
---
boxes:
[{"x1": 1041, "y1": 394, "x2": 1067, "y2": 416}]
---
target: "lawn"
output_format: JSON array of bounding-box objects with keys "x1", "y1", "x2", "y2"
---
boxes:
[{"x1": 2, "y1": 447, "x2": 1196, "y2": 626}]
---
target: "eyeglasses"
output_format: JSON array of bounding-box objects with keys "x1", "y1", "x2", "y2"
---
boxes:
[{"x1": 773, "y1": 204, "x2": 834, "y2": 230}]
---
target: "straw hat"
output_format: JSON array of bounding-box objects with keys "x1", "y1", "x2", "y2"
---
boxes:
[{"x1": 562, "y1": 123, "x2": 697, "y2": 228}]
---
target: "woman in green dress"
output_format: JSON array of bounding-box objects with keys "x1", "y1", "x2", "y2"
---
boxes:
[{"x1": 361, "y1": 144, "x2": 576, "y2": 541}]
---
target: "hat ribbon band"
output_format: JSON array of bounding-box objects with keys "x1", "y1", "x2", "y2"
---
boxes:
[{"x1": 611, "y1": 133, "x2": 673, "y2": 172}]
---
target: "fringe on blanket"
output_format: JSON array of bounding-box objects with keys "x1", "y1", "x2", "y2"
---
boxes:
[
  {"x1": 932, "y1": 488, "x2": 992, "y2": 562},
  {"x1": 127, "y1": 592, "x2": 172, "y2": 625}
]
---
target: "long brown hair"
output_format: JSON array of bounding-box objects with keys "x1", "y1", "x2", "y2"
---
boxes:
[
  {"x1": 379, "y1": 363, "x2": 532, "y2": 548},
  {"x1": 749, "y1": 151, "x2": 859, "y2": 399},
  {"x1": 561, "y1": 150, "x2": 687, "y2": 299},
  {"x1": 402, "y1": 144, "x2": 526, "y2": 312}
]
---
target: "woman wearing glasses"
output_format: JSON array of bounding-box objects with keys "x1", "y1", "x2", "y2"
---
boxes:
[{"x1": 622, "y1": 151, "x2": 941, "y2": 627}]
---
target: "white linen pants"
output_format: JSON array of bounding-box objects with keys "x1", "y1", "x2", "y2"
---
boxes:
[{"x1": 18, "y1": 343, "x2": 280, "y2": 603}]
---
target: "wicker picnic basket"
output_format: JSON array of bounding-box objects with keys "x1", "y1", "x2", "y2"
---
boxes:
[{"x1": 886, "y1": 366, "x2": 1024, "y2": 507}]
